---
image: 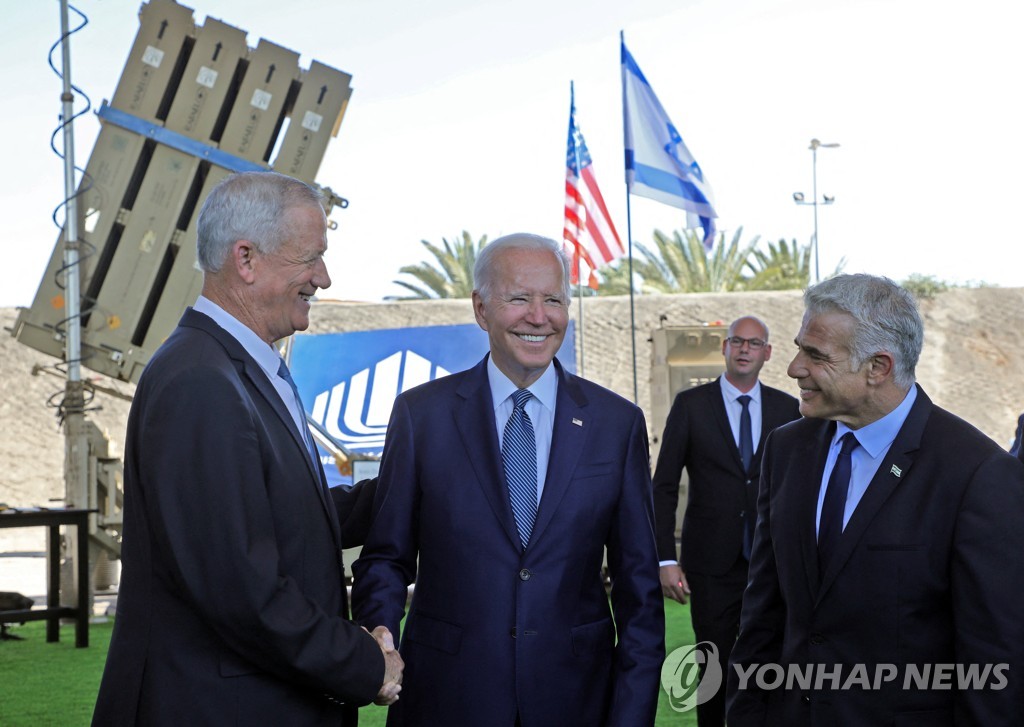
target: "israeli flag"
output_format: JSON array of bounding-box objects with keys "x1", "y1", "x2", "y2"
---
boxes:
[{"x1": 622, "y1": 37, "x2": 717, "y2": 249}]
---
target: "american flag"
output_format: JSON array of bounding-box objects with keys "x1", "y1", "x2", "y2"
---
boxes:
[{"x1": 563, "y1": 85, "x2": 624, "y2": 289}]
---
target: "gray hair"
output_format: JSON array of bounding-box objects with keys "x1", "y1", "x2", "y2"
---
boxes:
[
  {"x1": 473, "y1": 233, "x2": 572, "y2": 303},
  {"x1": 804, "y1": 273, "x2": 923, "y2": 389},
  {"x1": 196, "y1": 171, "x2": 324, "y2": 273}
]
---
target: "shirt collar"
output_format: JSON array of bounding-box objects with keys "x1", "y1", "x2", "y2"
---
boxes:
[
  {"x1": 720, "y1": 375, "x2": 762, "y2": 404},
  {"x1": 834, "y1": 385, "x2": 918, "y2": 458},
  {"x1": 487, "y1": 356, "x2": 558, "y2": 412},
  {"x1": 193, "y1": 295, "x2": 284, "y2": 378}
]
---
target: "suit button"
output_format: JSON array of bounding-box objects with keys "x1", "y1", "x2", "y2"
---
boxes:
[
  {"x1": 802, "y1": 695, "x2": 811, "y2": 704},
  {"x1": 810, "y1": 634, "x2": 824, "y2": 645},
  {"x1": 519, "y1": 568, "x2": 532, "y2": 581},
  {"x1": 746, "y1": 479, "x2": 752, "y2": 485},
  {"x1": 510, "y1": 627, "x2": 517, "y2": 638}
]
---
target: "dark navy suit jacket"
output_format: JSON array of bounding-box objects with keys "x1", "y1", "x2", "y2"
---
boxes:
[{"x1": 352, "y1": 356, "x2": 665, "y2": 726}]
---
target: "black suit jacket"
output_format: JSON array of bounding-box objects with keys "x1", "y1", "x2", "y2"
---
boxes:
[
  {"x1": 652, "y1": 378, "x2": 800, "y2": 574},
  {"x1": 92, "y1": 309, "x2": 383, "y2": 726},
  {"x1": 728, "y1": 386, "x2": 1024, "y2": 726}
]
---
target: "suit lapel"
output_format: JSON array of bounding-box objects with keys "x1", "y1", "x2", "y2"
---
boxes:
[
  {"x1": 799, "y1": 421, "x2": 835, "y2": 599},
  {"x1": 708, "y1": 378, "x2": 746, "y2": 473},
  {"x1": 238, "y1": 354, "x2": 338, "y2": 520},
  {"x1": 181, "y1": 309, "x2": 340, "y2": 544},
  {"x1": 816, "y1": 387, "x2": 931, "y2": 600},
  {"x1": 453, "y1": 358, "x2": 522, "y2": 550},
  {"x1": 761, "y1": 390, "x2": 793, "y2": 448},
  {"x1": 753, "y1": 390, "x2": 785, "y2": 473},
  {"x1": 530, "y1": 362, "x2": 588, "y2": 549}
]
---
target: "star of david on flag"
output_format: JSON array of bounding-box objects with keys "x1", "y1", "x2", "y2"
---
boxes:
[{"x1": 622, "y1": 38, "x2": 718, "y2": 250}]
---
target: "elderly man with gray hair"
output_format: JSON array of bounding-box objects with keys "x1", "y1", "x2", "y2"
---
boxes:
[
  {"x1": 93, "y1": 171, "x2": 401, "y2": 726},
  {"x1": 353, "y1": 232, "x2": 665, "y2": 726},
  {"x1": 728, "y1": 273, "x2": 1024, "y2": 726}
]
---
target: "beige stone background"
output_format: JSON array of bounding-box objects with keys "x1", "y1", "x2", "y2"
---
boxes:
[{"x1": 3, "y1": 286, "x2": 1023, "y2": 556}]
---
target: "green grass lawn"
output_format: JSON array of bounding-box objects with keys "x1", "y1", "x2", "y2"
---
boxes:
[{"x1": 0, "y1": 601, "x2": 696, "y2": 726}]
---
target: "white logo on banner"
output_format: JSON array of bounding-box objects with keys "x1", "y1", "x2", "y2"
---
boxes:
[{"x1": 310, "y1": 350, "x2": 449, "y2": 452}]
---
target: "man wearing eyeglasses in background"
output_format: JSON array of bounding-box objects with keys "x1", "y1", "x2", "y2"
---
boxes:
[{"x1": 652, "y1": 315, "x2": 800, "y2": 727}]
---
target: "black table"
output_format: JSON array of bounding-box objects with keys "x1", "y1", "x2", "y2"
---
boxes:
[{"x1": 0, "y1": 508, "x2": 94, "y2": 647}]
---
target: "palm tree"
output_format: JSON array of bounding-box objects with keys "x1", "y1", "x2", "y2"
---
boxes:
[
  {"x1": 744, "y1": 238, "x2": 812, "y2": 290},
  {"x1": 596, "y1": 227, "x2": 760, "y2": 295},
  {"x1": 389, "y1": 231, "x2": 487, "y2": 300},
  {"x1": 587, "y1": 260, "x2": 636, "y2": 296}
]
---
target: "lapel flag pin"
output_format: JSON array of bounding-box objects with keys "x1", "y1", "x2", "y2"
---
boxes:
[
  {"x1": 890, "y1": 464, "x2": 902, "y2": 478},
  {"x1": 572, "y1": 418, "x2": 583, "y2": 427}
]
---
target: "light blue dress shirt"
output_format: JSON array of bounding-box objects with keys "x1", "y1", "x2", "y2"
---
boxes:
[
  {"x1": 487, "y1": 357, "x2": 557, "y2": 505},
  {"x1": 193, "y1": 296, "x2": 307, "y2": 439},
  {"x1": 815, "y1": 385, "x2": 918, "y2": 536}
]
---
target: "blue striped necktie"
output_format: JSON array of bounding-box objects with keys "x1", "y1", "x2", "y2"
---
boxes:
[{"x1": 503, "y1": 389, "x2": 538, "y2": 548}]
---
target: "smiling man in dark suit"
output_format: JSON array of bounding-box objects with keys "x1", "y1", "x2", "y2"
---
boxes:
[
  {"x1": 92, "y1": 171, "x2": 402, "y2": 726},
  {"x1": 652, "y1": 315, "x2": 800, "y2": 727},
  {"x1": 727, "y1": 273, "x2": 1024, "y2": 726},
  {"x1": 352, "y1": 233, "x2": 665, "y2": 726}
]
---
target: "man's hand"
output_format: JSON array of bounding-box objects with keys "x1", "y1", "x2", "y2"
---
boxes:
[
  {"x1": 370, "y1": 625, "x2": 404, "y2": 705},
  {"x1": 660, "y1": 563, "x2": 690, "y2": 604}
]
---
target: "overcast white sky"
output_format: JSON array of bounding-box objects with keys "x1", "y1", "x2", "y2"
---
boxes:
[{"x1": 2, "y1": 0, "x2": 1021, "y2": 310}]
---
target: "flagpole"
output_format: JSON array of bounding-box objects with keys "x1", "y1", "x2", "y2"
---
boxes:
[
  {"x1": 570, "y1": 81, "x2": 586, "y2": 379},
  {"x1": 620, "y1": 31, "x2": 639, "y2": 405},
  {"x1": 625, "y1": 192, "x2": 638, "y2": 405},
  {"x1": 576, "y1": 274, "x2": 585, "y2": 377}
]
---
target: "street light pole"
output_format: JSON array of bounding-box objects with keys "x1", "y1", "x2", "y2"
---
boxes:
[{"x1": 793, "y1": 138, "x2": 839, "y2": 283}]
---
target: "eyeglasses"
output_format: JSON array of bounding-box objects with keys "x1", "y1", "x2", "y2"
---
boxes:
[{"x1": 727, "y1": 336, "x2": 767, "y2": 350}]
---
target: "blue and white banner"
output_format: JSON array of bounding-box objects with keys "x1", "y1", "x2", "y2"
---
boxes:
[
  {"x1": 621, "y1": 37, "x2": 718, "y2": 249},
  {"x1": 290, "y1": 323, "x2": 576, "y2": 485}
]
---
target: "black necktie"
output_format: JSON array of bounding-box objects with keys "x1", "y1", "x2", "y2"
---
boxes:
[
  {"x1": 737, "y1": 395, "x2": 753, "y2": 471},
  {"x1": 737, "y1": 395, "x2": 754, "y2": 559},
  {"x1": 818, "y1": 433, "x2": 859, "y2": 571}
]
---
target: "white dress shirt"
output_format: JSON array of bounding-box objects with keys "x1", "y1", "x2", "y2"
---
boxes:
[{"x1": 720, "y1": 376, "x2": 763, "y2": 453}]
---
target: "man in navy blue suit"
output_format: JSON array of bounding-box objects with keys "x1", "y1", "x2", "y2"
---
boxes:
[{"x1": 352, "y1": 233, "x2": 665, "y2": 726}]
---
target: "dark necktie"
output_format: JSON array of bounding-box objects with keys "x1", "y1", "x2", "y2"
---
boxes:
[
  {"x1": 818, "y1": 432, "x2": 859, "y2": 571},
  {"x1": 737, "y1": 395, "x2": 754, "y2": 559},
  {"x1": 503, "y1": 389, "x2": 538, "y2": 548},
  {"x1": 737, "y1": 395, "x2": 753, "y2": 471},
  {"x1": 277, "y1": 359, "x2": 320, "y2": 471}
]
